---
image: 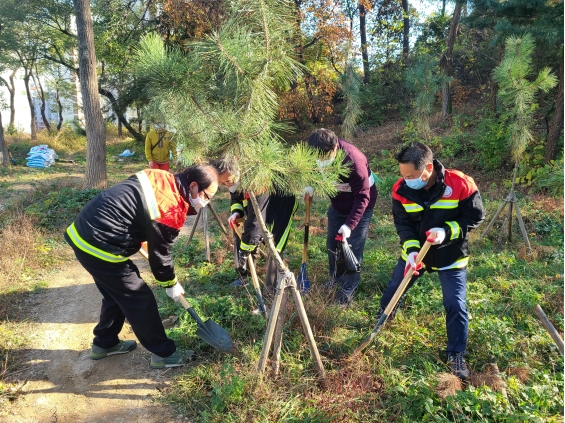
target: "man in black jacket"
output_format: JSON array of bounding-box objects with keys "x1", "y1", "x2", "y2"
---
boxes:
[
  {"x1": 65, "y1": 165, "x2": 218, "y2": 369},
  {"x1": 377, "y1": 142, "x2": 485, "y2": 380}
]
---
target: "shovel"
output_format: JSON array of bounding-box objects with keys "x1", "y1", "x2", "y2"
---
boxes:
[
  {"x1": 353, "y1": 238, "x2": 433, "y2": 354},
  {"x1": 179, "y1": 296, "x2": 237, "y2": 354},
  {"x1": 298, "y1": 195, "x2": 312, "y2": 293},
  {"x1": 137, "y1": 244, "x2": 237, "y2": 354}
]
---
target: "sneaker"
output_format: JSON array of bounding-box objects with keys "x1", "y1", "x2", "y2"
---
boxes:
[
  {"x1": 230, "y1": 277, "x2": 249, "y2": 287},
  {"x1": 448, "y1": 351, "x2": 470, "y2": 380},
  {"x1": 150, "y1": 350, "x2": 195, "y2": 369},
  {"x1": 90, "y1": 340, "x2": 137, "y2": 360}
]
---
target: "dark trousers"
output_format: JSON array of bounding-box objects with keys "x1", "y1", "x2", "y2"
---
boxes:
[
  {"x1": 327, "y1": 205, "x2": 373, "y2": 303},
  {"x1": 380, "y1": 258, "x2": 468, "y2": 353},
  {"x1": 70, "y1": 245, "x2": 176, "y2": 357}
]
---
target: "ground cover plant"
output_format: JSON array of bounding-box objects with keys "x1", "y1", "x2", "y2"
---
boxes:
[{"x1": 0, "y1": 129, "x2": 562, "y2": 420}]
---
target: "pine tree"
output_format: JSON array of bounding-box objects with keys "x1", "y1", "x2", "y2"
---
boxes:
[{"x1": 493, "y1": 34, "x2": 557, "y2": 163}]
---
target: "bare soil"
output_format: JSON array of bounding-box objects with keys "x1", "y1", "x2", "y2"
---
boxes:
[{"x1": 1, "y1": 251, "x2": 191, "y2": 423}]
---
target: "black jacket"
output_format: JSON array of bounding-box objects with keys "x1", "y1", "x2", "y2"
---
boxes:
[{"x1": 392, "y1": 160, "x2": 485, "y2": 271}]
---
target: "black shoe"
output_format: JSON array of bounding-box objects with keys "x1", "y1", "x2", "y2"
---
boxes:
[
  {"x1": 448, "y1": 351, "x2": 470, "y2": 380},
  {"x1": 230, "y1": 277, "x2": 249, "y2": 287}
]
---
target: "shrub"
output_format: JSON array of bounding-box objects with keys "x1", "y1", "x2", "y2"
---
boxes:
[{"x1": 471, "y1": 115, "x2": 511, "y2": 171}]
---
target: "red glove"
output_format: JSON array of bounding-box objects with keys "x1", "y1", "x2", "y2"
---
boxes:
[{"x1": 404, "y1": 251, "x2": 423, "y2": 277}]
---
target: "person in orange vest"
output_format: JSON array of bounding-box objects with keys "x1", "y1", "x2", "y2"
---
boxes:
[
  {"x1": 145, "y1": 124, "x2": 177, "y2": 171},
  {"x1": 65, "y1": 165, "x2": 218, "y2": 369}
]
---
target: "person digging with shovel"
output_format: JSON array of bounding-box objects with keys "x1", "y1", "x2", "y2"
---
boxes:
[
  {"x1": 376, "y1": 142, "x2": 485, "y2": 379},
  {"x1": 65, "y1": 165, "x2": 219, "y2": 368}
]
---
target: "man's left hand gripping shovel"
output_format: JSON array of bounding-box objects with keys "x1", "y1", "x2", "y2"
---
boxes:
[{"x1": 353, "y1": 237, "x2": 434, "y2": 355}]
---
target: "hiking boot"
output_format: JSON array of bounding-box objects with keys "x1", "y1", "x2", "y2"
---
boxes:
[
  {"x1": 448, "y1": 351, "x2": 470, "y2": 380},
  {"x1": 91, "y1": 340, "x2": 137, "y2": 360},
  {"x1": 150, "y1": 350, "x2": 195, "y2": 369}
]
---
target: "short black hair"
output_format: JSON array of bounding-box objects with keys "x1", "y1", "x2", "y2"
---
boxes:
[
  {"x1": 210, "y1": 157, "x2": 236, "y2": 175},
  {"x1": 307, "y1": 128, "x2": 338, "y2": 153},
  {"x1": 178, "y1": 165, "x2": 218, "y2": 191},
  {"x1": 396, "y1": 142, "x2": 433, "y2": 170}
]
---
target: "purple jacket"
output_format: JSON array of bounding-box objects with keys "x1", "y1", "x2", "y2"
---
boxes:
[{"x1": 330, "y1": 139, "x2": 378, "y2": 230}]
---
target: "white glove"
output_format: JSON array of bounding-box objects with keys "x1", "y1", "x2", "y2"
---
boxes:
[
  {"x1": 338, "y1": 224, "x2": 351, "y2": 241},
  {"x1": 166, "y1": 282, "x2": 185, "y2": 302},
  {"x1": 426, "y1": 228, "x2": 446, "y2": 245},
  {"x1": 303, "y1": 186, "x2": 314, "y2": 199},
  {"x1": 404, "y1": 251, "x2": 422, "y2": 276},
  {"x1": 228, "y1": 212, "x2": 240, "y2": 230}
]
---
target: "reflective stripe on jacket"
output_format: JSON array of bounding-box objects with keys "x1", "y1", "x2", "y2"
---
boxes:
[
  {"x1": 65, "y1": 169, "x2": 194, "y2": 287},
  {"x1": 392, "y1": 160, "x2": 485, "y2": 271}
]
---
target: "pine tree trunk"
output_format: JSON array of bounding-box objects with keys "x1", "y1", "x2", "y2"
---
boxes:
[
  {"x1": 402, "y1": 0, "x2": 410, "y2": 61},
  {"x1": 359, "y1": 3, "x2": 370, "y2": 84},
  {"x1": 8, "y1": 70, "x2": 15, "y2": 129},
  {"x1": 490, "y1": 44, "x2": 503, "y2": 111},
  {"x1": 440, "y1": 1, "x2": 462, "y2": 119},
  {"x1": 544, "y1": 56, "x2": 564, "y2": 163},
  {"x1": 23, "y1": 68, "x2": 37, "y2": 141},
  {"x1": 0, "y1": 111, "x2": 8, "y2": 166},
  {"x1": 74, "y1": 0, "x2": 107, "y2": 189}
]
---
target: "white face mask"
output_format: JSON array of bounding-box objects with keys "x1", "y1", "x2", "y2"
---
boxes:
[
  {"x1": 316, "y1": 157, "x2": 335, "y2": 168},
  {"x1": 189, "y1": 196, "x2": 208, "y2": 210}
]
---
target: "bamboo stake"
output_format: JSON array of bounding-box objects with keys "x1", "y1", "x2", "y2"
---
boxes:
[
  {"x1": 208, "y1": 202, "x2": 228, "y2": 235},
  {"x1": 187, "y1": 208, "x2": 202, "y2": 244}
]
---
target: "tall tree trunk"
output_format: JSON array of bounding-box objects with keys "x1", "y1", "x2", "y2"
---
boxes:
[
  {"x1": 117, "y1": 118, "x2": 122, "y2": 136},
  {"x1": 440, "y1": 1, "x2": 463, "y2": 119},
  {"x1": 1, "y1": 70, "x2": 17, "y2": 130},
  {"x1": 0, "y1": 111, "x2": 8, "y2": 166},
  {"x1": 55, "y1": 82, "x2": 64, "y2": 130},
  {"x1": 23, "y1": 68, "x2": 37, "y2": 141},
  {"x1": 544, "y1": 56, "x2": 564, "y2": 163},
  {"x1": 402, "y1": 0, "x2": 410, "y2": 61},
  {"x1": 32, "y1": 65, "x2": 52, "y2": 132},
  {"x1": 74, "y1": 0, "x2": 107, "y2": 189},
  {"x1": 359, "y1": 3, "x2": 370, "y2": 84}
]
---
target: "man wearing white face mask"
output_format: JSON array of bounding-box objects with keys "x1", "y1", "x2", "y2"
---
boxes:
[
  {"x1": 65, "y1": 165, "x2": 218, "y2": 369},
  {"x1": 376, "y1": 142, "x2": 485, "y2": 380},
  {"x1": 306, "y1": 128, "x2": 378, "y2": 305}
]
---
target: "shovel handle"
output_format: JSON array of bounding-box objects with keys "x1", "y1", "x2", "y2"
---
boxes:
[
  {"x1": 179, "y1": 296, "x2": 205, "y2": 325},
  {"x1": 354, "y1": 238, "x2": 434, "y2": 354},
  {"x1": 302, "y1": 196, "x2": 312, "y2": 263}
]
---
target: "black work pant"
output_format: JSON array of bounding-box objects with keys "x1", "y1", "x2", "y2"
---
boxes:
[{"x1": 70, "y1": 244, "x2": 176, "y2": 357}]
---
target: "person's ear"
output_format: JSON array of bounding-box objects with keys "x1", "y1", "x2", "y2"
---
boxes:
[{"x1": 189, "y1": 182, "x2": 198, "y2": 191}]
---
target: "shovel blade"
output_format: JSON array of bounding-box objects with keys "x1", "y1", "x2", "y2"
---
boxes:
[
  {"x1": 298, "y1": 263, "x2": 311, "y2": 293},
  {"x1": 196, "y1": 318, "x2": 237, "y2": 354}
]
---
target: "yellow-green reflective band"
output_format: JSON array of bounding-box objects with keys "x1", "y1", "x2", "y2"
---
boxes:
[
  {"x1": 231, "y1": 203, "x2": 244, "y2": 213},
  {"x1": 431, "y1": 257, "x2": 469, "y2": 271},
  {"x1": 430, "y1": 199, "x2": 459, "y2": 209},
  {"x1": 156, "y1": 277, "x2": 177, "y2": 288},
  {"x1": 136, "y1": 171, "x2": 161, "y2": 220},
  {"x1": 403, "y1": 239, "x2": 420, "y2": 253},
  {"x1": 240, "y1": 241, "x2": 256, "y2": 252},
  {"x1": 401, "y1": 251, "x2": 408, "y2": 260},
  {"x1": 66, "y1": 223, "x2": 128, "y2": 263},
  {"x1": 446, "y1": 221, "x2": 461, "y2": 240},
  {"x1": 275, "y1": 198, "x2": 298, "y2": 252},
  {"x1": 243, "y1": 199, "x2": 248, "y2": 207},
  {"x1": 402, "y1": 203, "x2": 424, "y2": 212}
]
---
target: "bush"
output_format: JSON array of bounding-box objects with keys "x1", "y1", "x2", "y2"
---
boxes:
[{"x1": 471, "y1": 115, "x2": 511, "y2": 171}]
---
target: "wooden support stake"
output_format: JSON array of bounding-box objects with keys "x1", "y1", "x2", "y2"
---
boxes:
[
  {"x1": 534, "y1": 304, "x2": 564, "y2": 355},
  {"x1": 187, "y1": 208, "x2": 202, "y2": 244},
  {"x1": 208, "y1": 202, "x2": 228, "y2": 235}
]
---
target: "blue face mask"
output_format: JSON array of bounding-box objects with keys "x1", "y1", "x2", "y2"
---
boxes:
[{"x1": 405, "y1": 175, "x2": 427, "y2": 190}]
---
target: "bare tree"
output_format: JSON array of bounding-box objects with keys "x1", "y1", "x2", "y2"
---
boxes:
[
  {"x1": 359, "y1": 2, "x2": 370, "y2": 84},
  {"x1": 402, "y1": 0, "x2": 409, "y2": 60},
  {"x1": 439, "y1": 0, "x2": 463, "y2": 119},
  {"x1": 73, "y1": 0, "x2": 107, "y2": 189},
  {"x1": 0, "y1": 70, "x2": 17, "y2": 130}
]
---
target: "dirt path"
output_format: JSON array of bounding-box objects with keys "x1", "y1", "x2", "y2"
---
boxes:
[{"x1": 1, "y1": 253, "x2": 190, "y2": 423}]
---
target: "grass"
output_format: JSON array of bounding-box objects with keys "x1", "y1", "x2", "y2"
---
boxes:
[{"x1": 0, "y1": 130, "x2": 563, "y2": 421}]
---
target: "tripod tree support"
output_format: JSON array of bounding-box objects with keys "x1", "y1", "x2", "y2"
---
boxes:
[
  {"x1": 534, "y1": 304, "x2": 564, "y2": 356},
  {"x1": 479, "y1": 164, "x2": 532, "y2": 252},
  {"x1": 248, "y1": 193, "x2": 325, "y2": 379}
]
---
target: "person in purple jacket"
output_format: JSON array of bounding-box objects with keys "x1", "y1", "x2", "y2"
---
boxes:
[{"x1": 306, "y1": 128, "x2": 378, "y2": 304}]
